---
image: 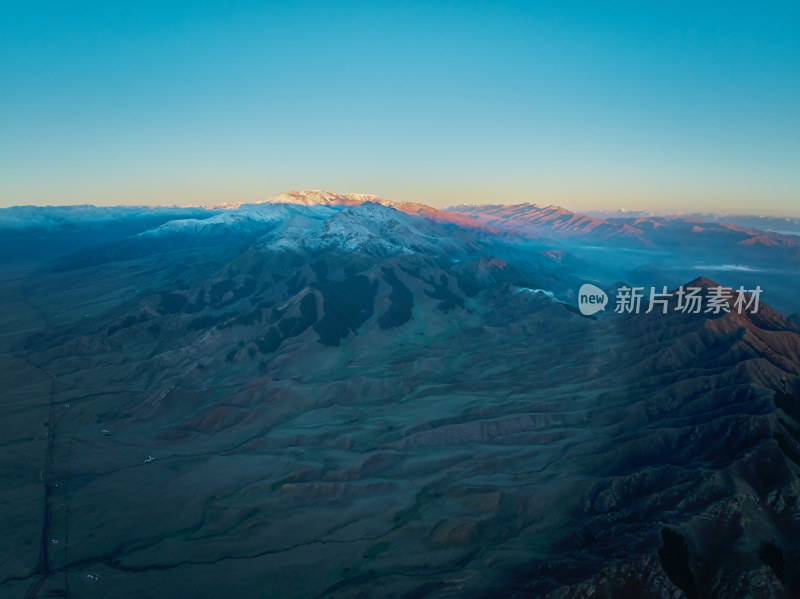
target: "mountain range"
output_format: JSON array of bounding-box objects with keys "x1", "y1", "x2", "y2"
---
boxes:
[{"x1": 1, "y1": 190, "x2": 799, "y2": 598}]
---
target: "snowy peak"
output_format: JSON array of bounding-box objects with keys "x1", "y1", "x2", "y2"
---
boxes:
[
  {"x1": 264, "y1": 190, "x2": 393, "y2": 207},
  {"x1": 259, "y1": 201, "x2": 454, "y2": 256},
  {"x1": 132, "y1": 195, "x2": 482, "y2": 259},
  {"x1": 262, "y1": 190, "x2": 500, "y2": 234},
  {"x1": 265, "y1": 190, "x2": 364, "y2": 207}
]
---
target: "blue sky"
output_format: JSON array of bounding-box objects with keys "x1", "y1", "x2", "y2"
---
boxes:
[{"x1": 1, "y1": 1, "x2": 798, "y2": 213}]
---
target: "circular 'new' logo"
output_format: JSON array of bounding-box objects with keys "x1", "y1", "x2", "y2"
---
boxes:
[{"x1": 578, "y1": 284, "x2": 608, "y2": 316}]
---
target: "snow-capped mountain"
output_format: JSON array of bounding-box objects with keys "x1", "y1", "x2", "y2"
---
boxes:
[
  {"x1": 209, "y1": 190, "x2": 504, "y2": 235},
  {"x1": 205, "y1": 189, "x2": 391, "y2": 209},
  {"x1": 139, "y1": 203, "x2": 336, "y2": 239},
  {"x1": 258, "y1": 201, "x2": 453, "y2": 255},
  {"x1": 13, "y1": 191, "x2": 798, "y2": 319},
  {"x1": 135, "y1": 193, "x2": 493, "y2": 259},
  {"x1": 263, "y1": 190, "x2": 370, "y2": 207}
]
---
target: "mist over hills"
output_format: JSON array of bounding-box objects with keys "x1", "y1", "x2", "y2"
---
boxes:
[
  {"x1": 0, "y1": 205, "x2": 224, "y2": 267},
  {"x1": 584, "y1": 210, "x2": 800, "y2": 237},
  {"x1": 2, "y1": 191, "x2": 800, "y2": 598}
]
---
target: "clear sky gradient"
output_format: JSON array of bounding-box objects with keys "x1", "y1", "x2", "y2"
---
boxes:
[{"x1": 1, "y1": 1, "x2": 798, "y2": 214}]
